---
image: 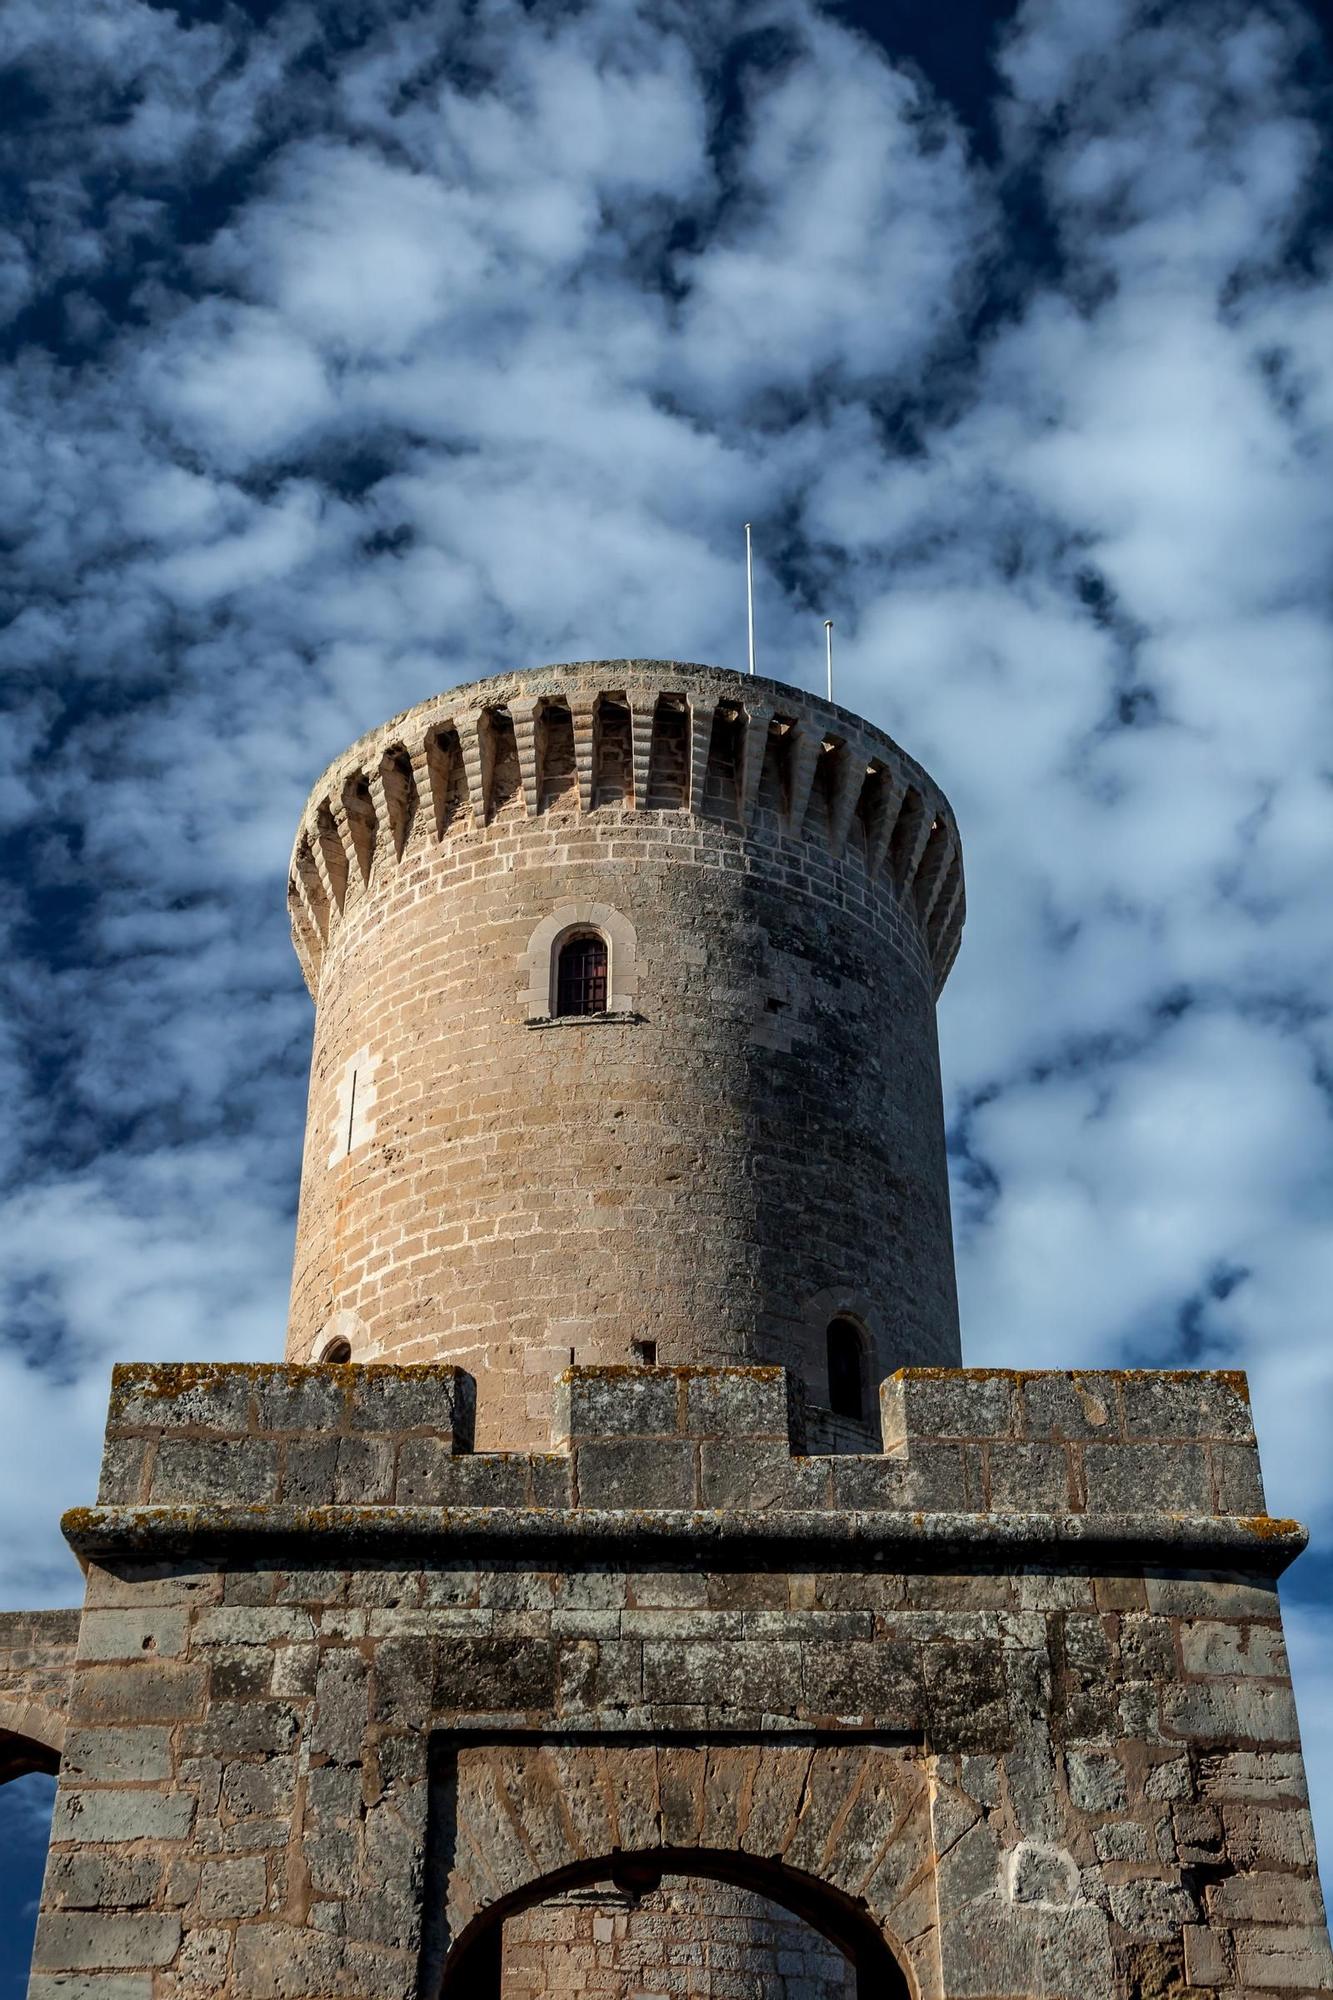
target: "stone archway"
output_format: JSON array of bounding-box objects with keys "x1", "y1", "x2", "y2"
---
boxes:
[
  {"x1": 430, "y1": 1740, "x2": 936, "y2": 2000},
  {"x1": 443, "y1": 1845, "x2": 905, "y2": 1997},
  {"x1": 0, "y1": 1697, "x2": 64, "y2": 1785}
]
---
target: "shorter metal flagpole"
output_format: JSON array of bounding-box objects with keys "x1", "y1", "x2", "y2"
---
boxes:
[
  {"x1": 824, "y1": 619, "x2": 834, "y2": 703},
  {"x1": 745, "y1": 523, "x2": 756, "y2": 676}
]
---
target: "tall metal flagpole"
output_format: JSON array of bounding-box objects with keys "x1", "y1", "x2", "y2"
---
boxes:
[
  {"x1": 745, "y1": 523, "x2": 756, "y2": 676},
  {"x1": 824, "y1": 619, "x2": 834, "y2": 703}
]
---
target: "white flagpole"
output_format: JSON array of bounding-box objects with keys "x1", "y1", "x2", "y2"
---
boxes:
[
  {"x1": 824, "y1": 619, "x2": 834, "y2": 703},
  {"x1": 745, "y1": 523, "x2": 756, "y2": 676}
]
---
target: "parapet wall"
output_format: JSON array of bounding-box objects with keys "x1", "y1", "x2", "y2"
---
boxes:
[{"x1": 81, "y1": 1362, "x2": 1277, "y2": 1551}]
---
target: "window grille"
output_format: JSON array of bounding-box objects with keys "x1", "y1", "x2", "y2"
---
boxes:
[{"x1": 556, "y1": 933, "x2": 608, "y2": 1017}]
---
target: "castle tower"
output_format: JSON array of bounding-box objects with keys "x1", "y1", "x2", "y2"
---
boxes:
[
  {"x1": 285, "y1": 661, "x2": 964, "y2": 1446},
  {"x1": 7, "y1": 661, "x2": 1331, "y2": 2000}
]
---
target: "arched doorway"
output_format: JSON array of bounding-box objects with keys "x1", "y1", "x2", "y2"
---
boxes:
[
  {"x1": 0, "y1": 1703, "x2": 64, "y2": 2000},
  {"x1": 0, "y1": 1703, "x2": 63, "y2": 1786},
  {"x1": 440, "y1": 1845, "x2": 910, "y2": 1998}
]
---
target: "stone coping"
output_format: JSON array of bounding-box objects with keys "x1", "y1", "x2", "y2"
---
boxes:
[{"x1": 62, "y1": 1502, "x2": 1306, "y2": 1571}]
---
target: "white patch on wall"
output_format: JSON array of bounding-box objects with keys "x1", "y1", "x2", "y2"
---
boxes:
[{"x1": 328, "y1": 1045, "x2": 377, "y2": 1167}]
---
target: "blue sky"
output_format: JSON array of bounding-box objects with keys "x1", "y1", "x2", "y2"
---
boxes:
[{"x1": 2, "y1": 0, "x2": 1332, "y2": 1985}]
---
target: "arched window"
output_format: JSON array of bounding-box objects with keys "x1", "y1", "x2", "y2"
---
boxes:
[
  {"x1": 555, "y1": 932, "x2": 608, "y2": 1017},
  {"x1": 826, "y1": 1318, "x2": 864, "y2": 1420},
  {"x1": 320, "y1": 1336, "x2": 352, "y2": 1364}
]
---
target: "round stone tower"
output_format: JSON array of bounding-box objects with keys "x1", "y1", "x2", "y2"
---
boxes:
[{"x1": 285, "y1": 660, "x2": 965, "y2": 1449}]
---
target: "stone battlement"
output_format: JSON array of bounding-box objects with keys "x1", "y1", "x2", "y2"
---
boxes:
[
  {"x1": 79, "y1": 1364, "x2": 1287, "y2": 1561},
  {"x1": 286, "y1": 660, "x2": 964, "y2": 998}
]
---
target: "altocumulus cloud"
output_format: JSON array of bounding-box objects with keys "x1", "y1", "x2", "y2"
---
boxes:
[{"x1": 1, "y1": 0, "x2": 1332, "y2": 1915}]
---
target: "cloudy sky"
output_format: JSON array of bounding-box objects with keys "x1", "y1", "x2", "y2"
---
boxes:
[{"x1": 2, "y1": 0, "x2": 1332, "y2": 1977}]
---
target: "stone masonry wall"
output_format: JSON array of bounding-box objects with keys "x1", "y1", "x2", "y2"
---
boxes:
[
  {"x1": 500, "y1": 1880, "x2": 857, "y2": 1997},
  {"x1": 24, "y1": 1360, "x2": 1331, "y2": 2000},
  {"x1": 284, "y1": 662, "x2": 963, "y2": 1448}
]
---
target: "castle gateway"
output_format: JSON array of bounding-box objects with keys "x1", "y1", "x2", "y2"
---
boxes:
[{"x1": 4, "y1": 661, "x2": 1330, "y2": 1998}]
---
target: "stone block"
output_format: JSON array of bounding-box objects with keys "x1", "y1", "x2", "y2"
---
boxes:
[
  {"x1": 60, "y1": 1727, "x2": 174, "y2": 1785},
  {"x1": 987, "y1": 1444, "x2": 1070, "y2": 1512},
  {"x1": 74, "y1": 1662, "x2": 207, "y2": 1724},
  {"x1": 251, "y1": 1368, "x2": 347, "y2": 1434},
  {"x1": 641, "y1": 1639, "x2": 801, "y2": 1712},
  {"x1": 1211, "y1": 1440, "x2": 1266, "y2": 1513},
  {"x1": 191, "y1": 1607, "x2": 315, "y2": 1646},
  {"x1": 1081, "y1": 1442, "x2": 1211, "y2": 1513},
  {"x1": 1197, "y1": 1750, "x2": 1308, "y2": 1800},
  {"x1": 197, "y1": 1857, "x2": 267, "y2": 1920},
  {"x1": 44, "y1": 1853, "x2": 163, "y2": 1912},
  {"x1": 334, "y1": 1436, "x2": 394, "y2": 1503},
  {"x1": 230, "y1": 1923, "x2": 344, "y2": 1997},
  {"x1": 923, "y1": 1641, "x2": 1009, "y2": 1751},
  {"x1": 221, "y1": 1758, "x2": 296, "y2": 1823},
  {"x1": 1233, "y1": 1923, "x2": 1333, "y2": 1989},
  {"x1": 279, "y1": 1440, "x2": 339, "y2": 1506},
  {"x1": 1179, "y1": 1619, "x2": 1288, "y2": 1678},
  {"x1": 1164, "y1": 1681, "x2": 1299, "y2": 1744},
  {"x1": 1223, "y1": 1804, "x2": 1319, "y2": 1870},
  {"x1": 32, "y1": 1913, "x2": 181, "y2": 1971},
  {"x1": 51, "y1": 1787, "x2": 196, "y2": 1846},
  {"x1": 1093, "y1": 1823, "x2": 1151, "y2": 1861},
  {"x1": 1106, "y1": 1878, "x2": 1197, "y2": 1939},
  {"x1": 1006, "y1": 1841, "x2": 1080, "y2": 1905},
  {"x1": 186, "y1": 1700, "x2": 301, "y2": 1759},
  {"x1": 109, "y1": 1365, "x2": 253, "y2": 1435},
  {"x1": 1144, "y1": 1574, "x2": 1278, "y2": 1618},
  {"x1": 394, "y1": 1436, "x2": 458, "y2": 1505},
  {"x1": 801, "y1": 1640, "x2": 924, "y2": 1724},
  {"x1": 29, "y1": 1980, "x2": 155, "y2": 2000},
  {"x1": 308, "y1": 1648, "x2": 369, "y2": 1763},
  {"x1": 555, "y1": 1368, "x2": 680, "y2": 1442},
  {"x1": 435, "y1": 1636, "x2": 556, "y2": 1712},
  {"x1": 149, "y1": 1439, "x2": 278, "y2": 1505},
  {"x1": 1207, "y1": 1871, "x2": 1326, "y2": 1924},
  {"x1": 1182, "y1": 1923, "x2": 1232, "y2": 1986},
  {"x1": 349, "y1": 1365, "x2": 475, "y2": 1444},
  {"x1": 76, "y1": 1610, "x2": 186, "y2": 1663},
  {"x1": 897, "y1": 1442, "x2": 975, "y2": 1511},
  {"x1": 828, "y1": 1456, "x2": 910, "y2": 1509},
  {"x1": 1019, "y1": 1373, "x2": 1119, "y2": 1441},
  {"x1": 1120, "y1": 1369, "x2": 1254, "y2": 1441},
  {"x1": 529, "y1": 1454, "x2": 574, "y2": 1508},
  {"x1": 96, "y1": 1440, "x2": 150, "y2": 1506},
  {"x1": 1065, "y1": 1750, "x2": 1127, "y2": 1813},
  {"x1": 683, "y1": 1369, "x2": 799, "y2": 1443},
  {"x1": 882, "y1": 1369, "x2": 1020, "y2": 1445},
  {"x1": 575, "y1": 1439, "x2": 696, "y2": 1509},
  {"x1": 698, "y1": 1443, "x2": 828, "y2": 1510},
  {"x1": 404, "y1": 1448, "x2": 533, "y2": 1507}
]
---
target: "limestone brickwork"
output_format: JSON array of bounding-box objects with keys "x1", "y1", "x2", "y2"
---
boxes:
[
  {"x1": 7, "y1": 659, "x2": 1332, "y2": 2000},
  {"x1": 499, "y1": 1880, "x2": 857, "y2": 1996},
  {"x1": 283, "y1": 662, "x2": 964, "y2": 1448}
]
